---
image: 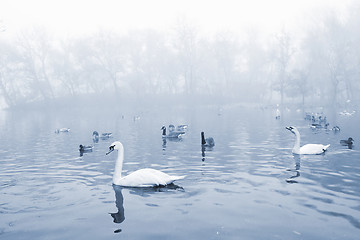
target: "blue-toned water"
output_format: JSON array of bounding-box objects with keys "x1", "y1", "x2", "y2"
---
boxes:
[{"x1": 0, "y1": 104, "x2": 359, "y2": 239}]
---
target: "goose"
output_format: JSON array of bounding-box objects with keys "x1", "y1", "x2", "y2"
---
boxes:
[
  {"x1": 340, "y1": 137, "x2": 354, "y2": 145},
  {"x1": 161, "y1": 126, "x2": 185, "y2": 138},
  {"x1": 201, "y1": 132, "x2": 215, "y2": 147},
  {"x1": 106, "y1": 141, "x2": 185, "y2": 187},
  {"x1": 93, "y1": 131, "x2": 112, "y2": 141},
  {"x1": 286, "y1": 126, "x2": 330, "y2": 154}
]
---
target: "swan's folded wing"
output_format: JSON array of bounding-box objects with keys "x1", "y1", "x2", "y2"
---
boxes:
[
  {"x1": 118, "y1": 168, "x2": 184, "y2": 187},
  {"x1": 300, "y1": 144, "x2": 329, "y2": 154}
]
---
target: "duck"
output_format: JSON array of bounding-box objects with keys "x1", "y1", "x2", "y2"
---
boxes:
[
  {"x1": 340, "y1": 137, "x2": 354, "y2": 145},
  {"x1": 106, "y1": 141, "x2": 185, "y2": 187},
  {"x1": 201, "y1": 132, "x2": 215, "y2": 147},
  {"x1": 286, "y1": 126, "x2": 330, "y2": 154},
  {"x1": 79, "y1": 144, "x2": 94, "y2": 152},
  {"x1": 161, "y1": 126, "x2": 185, "y2": 138},
  {"x1": 55, "y1": 128, "x2": 70, "y2": 133}
]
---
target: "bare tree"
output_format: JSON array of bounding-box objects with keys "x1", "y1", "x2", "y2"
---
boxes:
[
  {"x1": 272, "y1": 29, "x2": 294, "y2": 106},
  {"x1": 17, "y1": 27, "x2": 55, "y2": 101},
  {"x1": 172, "y1": 17, "x2": 199, "y2": 95}
]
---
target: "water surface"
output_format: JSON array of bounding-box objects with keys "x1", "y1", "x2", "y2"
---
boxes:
[{"x1": 0, "y1": 104, "x2": 359, "y2": 239}]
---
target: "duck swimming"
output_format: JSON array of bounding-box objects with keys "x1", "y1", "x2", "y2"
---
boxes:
[
  {"x1": 340, "y1": 137, "x2": 354, "y2": 145},
  {"x1": 286, "y1": 126, "x2": 330, "y2": 154},
  {"x1": 201, "y1": 132, "x2": 215, "y2": 147},
  {"x1": 79, "y1": 144, "x2": 93, "y2": 152},
  {"x1": 106, "y1": 141, "x2": 185, "y2": 187}
]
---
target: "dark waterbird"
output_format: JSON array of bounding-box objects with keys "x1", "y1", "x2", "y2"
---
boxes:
[
  {"x1": 201, "y1": 132, "x2": 215, "y2": 147},
  {"x1": 340, "y1": 137, "x2": 354, "y2": 146},
  {"x1": 79, "y1": 144, "x2": 94, "y2": 156},
  {"x1": 79, "y1": 145, "x2": 93, "y2": 152}
]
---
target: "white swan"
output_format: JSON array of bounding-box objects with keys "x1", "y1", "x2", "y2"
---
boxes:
[
  {"x1": 286, "y1": 126, "x2": 330, "y2": 155},
  {"x1": 106, "y1": 141, "x2": 185, "y2": 187}
]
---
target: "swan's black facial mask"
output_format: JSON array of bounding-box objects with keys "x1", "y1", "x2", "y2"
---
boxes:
[
  {"x1": 286, "y1": 126, "x2": 295, "y2": 134},
  {"x1": 106, "y1": 145, "x2": 115, "y2": 155}
]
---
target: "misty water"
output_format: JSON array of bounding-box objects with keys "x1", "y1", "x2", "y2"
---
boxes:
[{"x1": 0, "y1": 104, "x2": 360, "y2": 239}]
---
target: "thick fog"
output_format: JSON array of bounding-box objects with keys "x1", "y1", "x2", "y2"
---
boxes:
[{"x1": 0, "y1": 0, "x2": 359, "y2": 110}]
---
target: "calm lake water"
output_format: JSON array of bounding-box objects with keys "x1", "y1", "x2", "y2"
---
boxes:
[{"x1": 0, "y1": 103, "x2": 360, "y2": 239}]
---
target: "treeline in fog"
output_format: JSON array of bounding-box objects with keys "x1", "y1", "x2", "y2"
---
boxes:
[{"x1": 1, "y1": 7, "x2": 360, "y2": 109}]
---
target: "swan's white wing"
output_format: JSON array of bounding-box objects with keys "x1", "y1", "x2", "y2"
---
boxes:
[
  {"x1": 115, "y1": 168, "x2": 185, "y2": 187},
  {"x1": 300, "y1": 144, "x2": 330, "y2": 155}
]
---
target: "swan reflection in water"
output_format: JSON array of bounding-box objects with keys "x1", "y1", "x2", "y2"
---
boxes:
[
  {"x1": 286, "y1": 155, "x2": 301, "y2": 183},
  {"x1": 110, "y1": 184, "x2": 184, "y2": 233},
  {"x1": 110, "y1": 185, "x2": 125, "y2": 233}
]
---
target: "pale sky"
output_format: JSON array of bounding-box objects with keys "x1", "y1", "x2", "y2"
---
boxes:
[{"x1": 0, "y1": 0, "x2": 354, "y2": 38}]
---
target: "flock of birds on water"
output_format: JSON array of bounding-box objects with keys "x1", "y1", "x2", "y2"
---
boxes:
[{"x1": 53, "y1": 110, "x2": 354, "y2": 188}]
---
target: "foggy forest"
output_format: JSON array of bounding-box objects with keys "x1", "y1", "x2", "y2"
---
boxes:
[{"x1": 1, "y1": 3, "x2": 360, "y2": 110}]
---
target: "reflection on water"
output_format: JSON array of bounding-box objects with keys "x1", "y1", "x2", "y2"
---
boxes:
[
  {"x1": 110, "y1": 184, "x2": 184, "y2": 233},
  {"x1": 286, "y1": 155, "x2": 301, "y2": 183},
  {"x1": 0, "y1": 106, "x2": 360, "y2": 239},
  {"x1": 111, "y1": 185, "x2": 125, "y2": 224}
]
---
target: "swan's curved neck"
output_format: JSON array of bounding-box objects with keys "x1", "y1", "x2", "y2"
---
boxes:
[
  {"x1": 113, "y1": 147, "x2": 124, "y2": 183},
  {"x1": 292, "y1": 131, "x2": 301, "y2": 154}
]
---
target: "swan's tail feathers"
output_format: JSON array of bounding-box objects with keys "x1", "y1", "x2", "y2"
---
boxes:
[
  {"x1": 323, "y1": 144, "x2": 330, "y2": 151},
  {"x1": 171, "y1": 175, "x2": 186, "y2": 181}
]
